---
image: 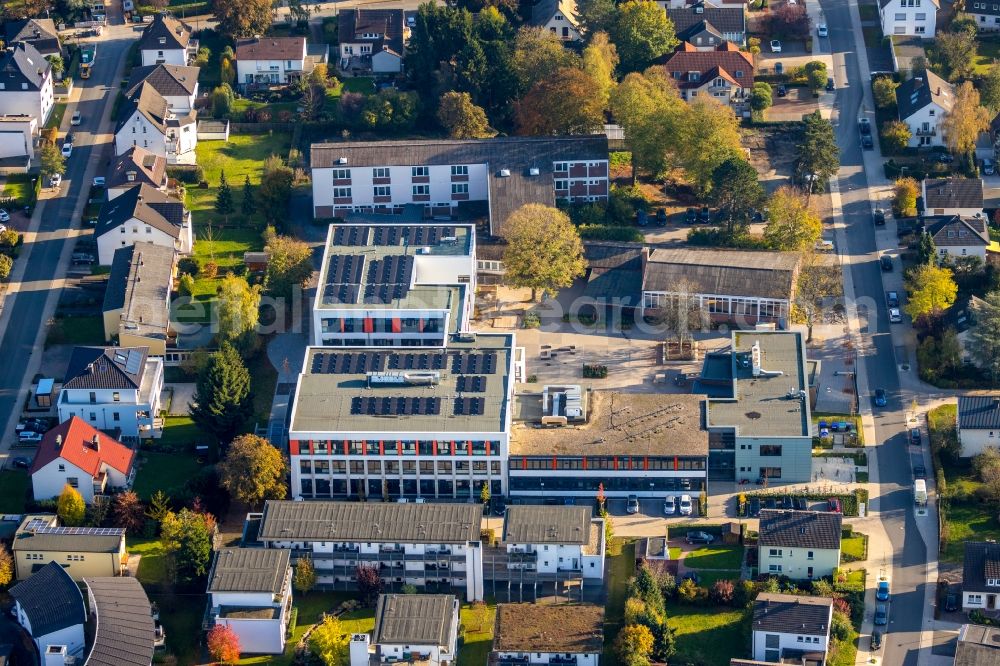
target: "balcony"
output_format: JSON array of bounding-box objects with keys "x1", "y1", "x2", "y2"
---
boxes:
[{"x1": 915, "y1": 127, "x2": 936, "y2": 136}]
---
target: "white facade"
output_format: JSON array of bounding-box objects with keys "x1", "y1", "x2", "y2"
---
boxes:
[
  {"x1": 31, "y1": 456, "x2": 133, "y2": 503},
  {"x1": 236, "y1": 50, "x2": 307, "y2": 86},
  {"x1": 959, "y1": 426, "x2": 997, "y2": 457},
  {"x1": 0, "y1": 70, "x2": 53, "y2": 126},
  {"x1": 903, "y1": 101, "x2": 947, "y2": 147},
  {"x1": 963, "y1": 585, "x2": 1000, "y2": 610},
  {"x1": 537, "y1": 12, "x2": 582, "y2": 41},
  {"x1": 879, "y1": 0, "x2": 937, "y2": 36},
  {"x1": 503, "y1": 522, "x2": 606, "y2": 581},
  {"x1": 15, "y1": 603, "x2": 85, "y2": 661},
  {"x1": 96, "y1": 209, "x2": 193, "y2": 265},
  {"x1": 969, "y1": 2, "x2": 1000, "y2": 30},
  {"x1": 141, "y1": 45, "x2": 187, "y2": 67},
  {"x1": 210, "y1": 569, "x2": 293, "y2": 655},
  {"x1": 752, "y1": 625, "x2": 830, "y2": 663},
  {"x1": 758, "y1": 545, "x2": 840, "y2": 580},
  {"x1": 114, "y1": 107, "x2": 197, "y2": 164},
  {"x1": 160, "y1": 88, "x2": 197, "y2": 114},
  {"x1": 0, "y1": 115, "x2": 38, "y2": 159},
  {"x1": 493, "y1": 651, "x2": 599, "y2": 665},
  {"x1": 57, "y1": 357, "x2": 164, "y2": 437}
]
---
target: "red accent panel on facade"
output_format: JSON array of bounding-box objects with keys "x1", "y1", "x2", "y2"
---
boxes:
[
  {"x1": 674, "y1": 456, "x2": 679, "y2": 470},
  {"x1": 373, "y1": 177, "x2": 391, "y2": 185},
  {"x1": 333, "y1": 197, "x2": 352, "y2": 205},
  {"x1": 588, "y1": 163, "x2": 608, "y2": 177},
  {"x1": 289, "y1": 440, "x2": 300, "y2": 455},
  {"x1": 570, "y1": 183, "x2": 587, "y2": 197},
  {"x1": 363, "y1": 318, "x2": 374, "y2": 333},
  {"x1": 392, "y1": 318, "x2": 401, "y2": 333},
  {"x1": 332, "y1": 179, "x2": 351, "y2": 186},
  {"x1": 569, "y1": 164, "x2": 587, "y2": 178},
  {"x1": 412, "y1": 176, "x2": 430, "y2": 184},
  {"x1": 589, "y1": 182, "x2": 609, "y2": 195},
  {"x1": 451, "y1": 174, "x2": 469, "y2": 182}
]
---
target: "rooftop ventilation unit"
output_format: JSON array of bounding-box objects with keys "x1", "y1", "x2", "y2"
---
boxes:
[
  {"x1": 528, "y1": 167, "x2": 540, "y2": 176},
  {"x1": 366, "y1": 371, "x2": 440, "y2": 386},
  {"x1": 337, "y1": 157, "x2": 348, "y2": 165},
  {"x1": 498, "y1": 169, "x2": 511, "y2": 177}
]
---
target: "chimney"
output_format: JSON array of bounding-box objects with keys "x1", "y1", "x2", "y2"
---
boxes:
[
  {"x1": 126, "y1": 170, "x2": 137, "y2": 182},
  {"x1": 55, "y1": 434, "x2": 62, "y2": 448},
  {"x1": 92, "y1": 434, "x2": 100, "y2": 451}
]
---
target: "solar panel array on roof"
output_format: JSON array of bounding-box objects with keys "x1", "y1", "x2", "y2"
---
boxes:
[
  {"x1": 453, "y1": 397, "x2": 485, "y2": 416},
  {"x1": 369, "y1": 226, "x2": 456, "y2": 246},
  {"x1": 32, "y1": 526, "x2": 126, "y2": 536},
  {"x1": 311, "y1": 351, "x2": 388, "y2": 374},
  {"x1": 457, "y1": 376, "x2": 486, "y2": 392},
  {"x1": 124, "y1": 349, "x2": 143, "y2": 375},
  {"x1": 351, "y1": 396, "x2": 442, "y2": 415},
  {"x1": 452, "y1": 352, "x2": 498, "y2": 375},
  {"x1": 361, "y1": 254, "x2": 413, "y2": 304},
  {"x1": 387, "y1": 352, "x2": 447, "y2": 370},
  {"x1": 332, "y1": 226, "x2": 370, "y2": 246}
]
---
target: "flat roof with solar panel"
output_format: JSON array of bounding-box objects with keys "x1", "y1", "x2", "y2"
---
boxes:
[
  {"x1": 316, "y1": 223, "x2": 474, "y2": 312},
  {"x1": 289, "y1": 334, "x2": 515, "y2": 435}
]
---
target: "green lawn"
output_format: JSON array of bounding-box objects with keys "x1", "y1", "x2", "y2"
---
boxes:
[
  {"x1": 128, "y1": 537, "x2": 168, "y2": 585},
  {"x1": 1, "y1": 174, "x2": 33, "y2": 207},
  {"x1": 157, "y1": 415, "x2": 208, "y2": 450},
  {"x1": 668, "y1": 605, "x2": 749, "y2": 666},
  {"x1": 133, "y1": 450, "x2": 207, "y2": 500},
  {"x1": 46, "y1": 102, "x2": 67, "y2": 130},
  {"x1": 603, "y1": 540, "x2": 636, "y2": 662},
  {"x1": 0, "y1": 470, "x2": 29, "y2": 512},
  {"x1": 683, "y1": 545, "x2": 743, "y2": 570},
  {"x1": 45, "y1": 315, "x2": 105, "y2": 348},
  {"x1": 975, "y1": 37, "x2": 1000, "y2": 75},
  {"x1": 942, "y1": 501, "x2": 1000, "y2": 562},
  {"x1": 239, "y1": 592, "x2": 361, "y2": 666},
  {"x1": 841, "y1": 533, "x2": 867, "y2": 563},
  {"x1": 458, "y1": 601, "x2": 497, "y2": 666},
  {"x1": 149, "y1": 592, "x2": 205, "y2": 664}
]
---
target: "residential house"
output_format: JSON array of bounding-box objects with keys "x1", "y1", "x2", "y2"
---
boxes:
[
  {"x1": 897, "y1": 72, "x2": 953, "y2": 147},
  {"x1": 527, "y1": 0, "x2": 582, "y2": 41},
  {"x1": 206, "y1": 548, "x2": 293, "y2": 655},
  {"x1": 508, "y1": 391, "x2": 708, "y2": 498},
  {"x1": 666, "y1": 5, "x2": 747, "y2": 47},
  {"x1": 114, "y1": 82, "x2": 197, "y2": 163},
  {"x1": 10, "y1": 562, "x2": 86, "y2": 660},
  {"x1": 338, "y1": 9, "x2": 407, "y2": 74},
  {"x1": 958, "y1": 396, "x2": 1000, "y2": 457},
  {"x1": 493, "y1": 505, "x2": 606, "y2": 585},
  {"x1": 963, "y1": 541, "x2": 1000, "y2": 611},
  {"x1": 752, "y1": 594, "x2": 833, "y2": 663},
  {"x1": 94, "y1": 183, "x2": 192, "y2": 264},
  {"x1": 880, "y1": 0, "x2": 938, "y2": 36},
  {"x1": 289, "y1": 335, "x2": 519, "y2": 501},
  {"x1": 312, "y1": 223, "x2": 476, "y2": 347},
  {"x1": 105, "y1": 146, "x2": 168, "y2": 200},
  {"x1": 83, "y1": 577, "x2": 157, "y2": 666},
  {"x1": 235, "y1": 36, "x2": 317, "y2": 88},
  {"x1": 922, "y1": 178, "x2": 985, "y2": 217},
  {"x1": 640, "y1": 248, "x2": 801, "y2": 325},
  {"x1": 56, "y1": 345, "x2": 164, "y2": 440},
  {"x1": 11, "y1": 514, "x2": 126, "y2": 581},
  {"x1": 310, "y1": 135, "x2": 609, "y2": 236},
  {"x1": 29, "y1": 416, "x2": 137, "y2": 503},
  {"x1": 662, "y1": 42, "x2": 754, "y2": 111},
  {"x1": 253, "y1": 500, "x2": 485, "y2": 601},
  {"x1": 0, "y1": 42, "x2": 54, "y2": 126},
  {"x1": 0, "y1": 114, "x2": 38, "y2": 161},
  {"x1": 4, "y1": 19, "x2": 62, "y2": 58},
  {"x1": 922, "y1": 215, "x2": 990, "y2": 259},
  {"x1": 955, "y1": 624, "x2": 1000, "y2": 665},
  {"x1": 490, "y1": 603, "x2": 604, "y2": 666},
  {"x1": 127, "y1": 64, "x2": 199, "y2": 113},
  {"x1": 969, "y1": 0, "x2": 1000, "y2": 30},
  {"x1": 705, "y1": 330, "x2": 814, "y2": 483},
  {"x1": 758, "y1": 509, "x2": 842, "y2": 580},
  {"x1": 349, "y1": 594, "x2": 459, "y2": 666},
  {"x1": 661, "y1": 0, "x2": 749, "y2": 8},
  {"x1": 952, "y1": 295, "x2": 990, "y2": 366},
  {"x1": 101, "y1": 243, "x2": 176, "y2": 355},
  {"x1": 137, "y1": 14, "x2": 194, "y2": 66}
]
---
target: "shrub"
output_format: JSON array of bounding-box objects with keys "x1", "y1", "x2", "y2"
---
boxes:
[
  {"x1": 178, "y1": 257, "x2": 199, "y2": 276},
  {"x1": 201, "y1": 261, "x2": 219, "y2": 279},
  {"x1": 167, "y1": 165, "x2": 204, "y2": 184},
  {"x1": 710, "y1": 579, "x2": 735, "y2": 605},
  {"x1": 583, "y1": 364, "x2": 608, "y2": 378},
  {"x1": 578, "y1": 224, "x2": 644, "y2": 242},
  {"x1": 178, "y1": 274, "x2": 195, "y2": 297},
  {"x1": 677, "y1": 578, "x2": 709, "y2": 604},
  {"x1": 831, "y1": 610, "x2": 852, "y2": 641},
  {"x1": 522, "y1": 311, "x2": 541, "y2": 328},
  {"x1": 0, "y1": 230, "x2": 19, "y2": 247}
]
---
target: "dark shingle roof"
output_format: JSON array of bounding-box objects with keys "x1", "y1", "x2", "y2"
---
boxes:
[
  {"x1": 259, "y1": 501, "x2": 482, "y2": 543},
  {"x1": 970, "y1": 0, "x2": 1000, "y2": 16},
  {"x1": 667, "y1": 6, "x2": 746, "y2": 34},
  {"x1": 503, "y1": 506, "x2": 592, "y2": 545},
  {"x1": 956, "y1": 625, "x2": 1000, "y2": 666},
  {"x1": 207, "y1": 548, "x2": 291, "y2": 594},
  {"x1": 105, "y1": 146, "x2": 166, "y2": 190},
  {"x1": 752, "y1": 593, "x2": 832, "y2": 635},
  {"x1": 964, "y1": 542, "x2": 1000, "y2": 593},
  {"x1": 4, "y1": 19, "x2": 60, "y2": 57},
  {"x1": 127, "y1": 63, "x2": 199, "y2": 98},
  {"x1": 528, "y1": 0, "x2": 580, "y2": 29},
  {"x1": 583, "y1": 243, "x2": 644, "y2": 304},
  {"x1": 758, "y1": 510, "x2": 842, "y2": 550},
  {"x1": 959, "y1": 396, "x2": 1000, "y2": 431},
  {"x1": 0, "y1": 42, "x2": 50, "y2": 91},
  {"x1": 63, "y1": 346, "x2": 149, "y2": 390},
  {"x1": 897, "y1": 71, "x2": 953, "y2": 119},
  {"x1": 137, "y1": 14, "x2": 190, "y2": 52},
  {"x1": 677, "y1": 20, "x2": 725, "y2": 44},
  {"x1": 95, "y1": 183, "x2": 186, "y2": 240},
  {"x1": 84, "y1": 577, "x2": 155, "y2": 666},
  {"x1": 101, "y1": 242, "x2": 175, "y2": 340},
  {"x1": 643, "y1": 248, "x2": 799, "y2": 301},
  {"x1": 338, "y1": 9, "x2": 406, "y2": 57},
  {"x1": 236, "y1": 36, "x2": 306, "y2": 61},
  {"x1": 662, "y1": 42, "x2": 754, "y2": 90},
  {"x1": 9, "y1": 562, "x2": 85, "y2": 637},
  {"x1": 925, "y1": 215, "x2": 990, "y2": 247},
  {"x1": 373, "y1": 594, "x2": 456, "y2": 646},
  {"x1": 923, "y1": 178, "x2": 985, "y2": 211}
]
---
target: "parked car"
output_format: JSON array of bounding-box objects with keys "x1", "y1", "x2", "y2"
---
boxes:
[
  {"x1": 874, "y1": 388, "x2": 887, "y2": 407},
  {"x1": 15, "y1": 419, "x2": 47, "y2": 433},
  {"x1": 626, "y1": 495, "x2": 640, "y2": 514},
  {"x1": 827, "y1": 497, "x2": 842, "y2": 513},
  {"x1": 679, "y1": 494, "x2": 693, "y2": 516},
  {"x1": 685, "y1": 207, "x2": 697, "y2": 224},
  {"x1": 793, "y1": 496, "x2": 808, "y2": 510},
  {"x1": 888, "y1": 308, "x2": 902, "y2": 323},
  {"x1": 913, "y1": 464, "x2": 927, "y2": 479},
  {"x1": 664, "y1": 495, "x2": 677, "y2": 515},
  {"x1": 886, "y1": 291, "x2": 900, "y2": 308},
  {"x1": 749, "y1": 496, "x2": 761, "y2": 517},
  {"x1": 686, "y1": 531, "x2": 714, "y2": 545},
  {"x1": 861, "y1": 134, "x2": 874, "y2": 150},
  {"x1": 826, "y1": 76, "x2": 835, "y2": 91},
  {"x1": 752, "y1": 208, "x2": 769, "y2": 223},
  {"x1": 935, "y1": 152, "x2": 955, "y2": 164},
  {"x1": 18, "y1": 430, "x2": 43, "y2": 443},
  {"x1": 818, "y1": 23, "x2": 828, "y2": 36},
  {"x1": 636, "y1": 210, "x2": 648, "y2": 227},
  {"x1": 944, "y1": 592, "x2": 959, "y2": 612},
  {"x1": 770, "y1": 39, "x2": 782, "y2": 52},
  {"x1": 815, "y1": 240, "x2": 834, "y2": 252},
  {"x1": 61, "y1": 136, "x2": 73, "y2": 157},
  {"x1": 876, "y1": 579, "x2": 890, "y2": 601},
  {"x1": 983, "y1": 158, "x2": 996, "y2": 175},
  {"x1": 698, "y1": 206, "x2": 711, "y2": 223},
  {"x1": 874, "y1": 604, "x2": 888, "y2": 626},
  {"x1": 11, "y1": 457, "x2": 29, "y2": 469},
  {"x1": 49, "y1": 173, "x2": 62, "y2": 188},
  {"x1": 871, "y1": 630, "x2": 883, "y2": 651},
  {"x1": 873, "y1": 208, "x2": 886, "y2": 225},
  {"x1": 70, "y1": 111, "x2": 81, "y2": 126},
  {"x1": 655, "y1": 208, "x2": 668, "y2": 226},
  {"x1": 72, "y1": 252, "x2": 95, "y2": 264},
  {"x1": 880, "y1": 255, "x2": 893, "y2": 271},
  {"x1": 910, "y1": 428, "x2": 921, "y2": 445},
  {"x1": 777, "y1": 84, "x2": 787, "y2": 97},
  {"x1": 859, "y1": 118, "x2": 871, "y2": 135},
  {"x1": 92, "y1": 176, "x2": 106, "y2": 188},
  {"x1": 0, "y1": 210, "x2": 8, "y2": 223}
]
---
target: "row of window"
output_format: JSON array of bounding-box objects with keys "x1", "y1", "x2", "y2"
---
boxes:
[
  {"x1": 300, "y1": 459, "x2": 503, "y2": 475},
  {"x1": 25, "y1": 553, "x2": 87, "y2": 561},
  {"x1": 318, "y1": 317, "x2": 444, "y2": 335},
  {"x1": 318, "y1": 337, "x2": 446, "y2": 347},
  {"x1": 300, "y1": 477, "x2": 502, "y2": 498},
  {"x1": 509, "y1": 456, "x2": 706, "y2": 471},
  {"x1": 767, "y1": 549, "x2": 815, "y2": 559},
  {"x1": 893, "y1": 25, "x2": 927, "y2": 33},
  {"x1": 300, "y1": 440, "x2": 503, "y2": 456},
  {"x1": 642, "y1": 293, "x2": 787, "y2": 319},
  {"x1": 332, "y1": 166, "x2": 466, "y2": 181},
  {"x1": 508, "y1": 476, "x2": 705, "y2": 492},
  {"x1": 893, "y1": 12, "x2": 927, "y2": 18},
  {"x1": 554, "y1": 179, "x2": 605, "y2": 190}
]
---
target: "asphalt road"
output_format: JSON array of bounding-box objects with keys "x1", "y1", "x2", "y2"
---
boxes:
[
  {"x1": 0, "y1": 35, "x2": 132, "y2": 459},
  {"x1": 820, "y1": 1, "x2": 927, "y2": 664}
]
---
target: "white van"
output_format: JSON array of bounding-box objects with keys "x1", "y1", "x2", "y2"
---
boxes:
[{"x1": 914, "y1": 479, "x2": 928, "y2": 506}]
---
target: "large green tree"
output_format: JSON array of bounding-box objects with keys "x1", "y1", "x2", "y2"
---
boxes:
[
  {"x1": 516, "y1": 68, "x2": 606, "y2": 135},
  {"x1": 512, "y1": 27, "x2": 580, "y2": 93},
  {"x1": 40, "y1": 142, "x2": 65, "y2": 178},
  {"x1": 190, "y1": 342, "x2": 252, "y2": 444},
  {"x1": 215, "y1": 170, "x2": 234, "y2": 221},
  {"x1": 57, "y1": 484, "x2": 85, "y2": 526},
  {"x1": 502, "y1": 204, "x2": 586, "y2": 302},
  {"x1": 969, "y1": 290, "x2": 1000, "y2": 382},
  {"x1": 941, "y1": 81, "x2": 991, "y2": 155},
  {"x1": 934, "y1": 28, "x2": 976, "y2": 81},
  {"x1": 211, "y1": 0, "x2": 273, "y2": 38},
  {"x1": 905, "y1": 263, "x2": 958, "y2": 322},
  {"x1": 257, "y1": 155, "x2": 294, "y2": 229},
  {"x1": 582, "y1": 32, "x2": 619, "y2": 110},
  {"x1": 981, "y1": 64, "x2": 1000, "y2": 114},
  {"x1": 264, "y1": 232, "x2": 314, "y2": 299},
  {"x1": 674, "y1": 97, "x2": 744, "y2": 193},
  {"x1": 612, "y1": 1, "x2": 678, "y2": 72},
  {"x1": 796, "y1": 110, "x2": 840, "y2": 193},
  {"x1": 763, "y1": 186, "x2": 823, "y2": 250},
  {"x1": 218, "y1": 434, "x2": 287, "y2": 508},
  {"x1": 160, "y1": 508, "x2": 213, "y2": 584},
  {"x1": 610, "y1": 69, "x2": 684, "y2": 180},
  {"x1": 215, "y1": 274, "x2": 261, "y2": 349},
  {"x1": 437, "y1": 91, "x2": 495, "y2": 138},
  {"x1": 577, "y1": 0, "x2": 617, "y2": 33},
  {"x1": 709, "y1": 157, "x2": 764, "y2": 241}
]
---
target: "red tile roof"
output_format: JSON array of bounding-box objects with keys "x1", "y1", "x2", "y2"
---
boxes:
[
  {"x1": 29, "y1": 417, "x2": 136, "y2": 478},
  {"x1": 663, "y1": 42, "x2": 755, "y2": 90}
]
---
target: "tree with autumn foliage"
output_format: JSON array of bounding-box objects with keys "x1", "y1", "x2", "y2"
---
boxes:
[
  {"x1": 207, "y1": 624, "x2": 241, "y2": 663},
  {"x1": 57, "y1": 485, "x2": 85, "y2": 527},
  {"x1": 218, "y1": 434, "x2": 287, "y2": 508},
  {"x1": 501, "y1": 204, "x2": 586, "y2": 302},
  {"x1": 516, "y1": 67, "x2": 606, "y2": 136},
  {"x1": 616, "y1": 624, "x2": 655, "y2": 666},
  {"x1": 355, "y1": 564, "x2": 384, "y2": 603},
  {"x1": 941, "y1": 81, "x2": 991, "y2": 155},
  {"x1": 0, "y1": 542, "x2": 12, "y2": 588},
  {"x1": 111, "y1": 491, "x2": 146, "y2": 533}
]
